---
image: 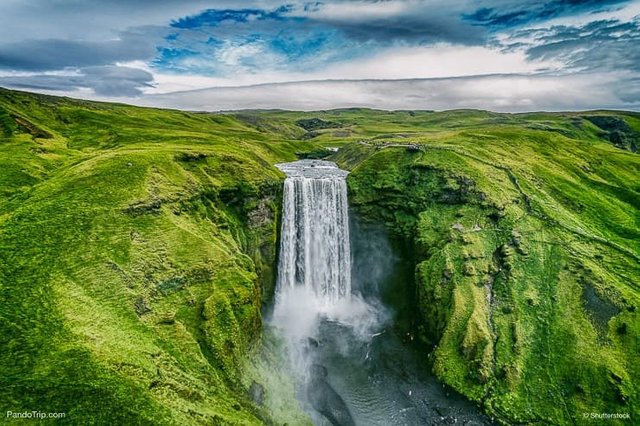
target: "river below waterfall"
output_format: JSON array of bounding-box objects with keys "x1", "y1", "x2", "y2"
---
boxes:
[{"x1": 269, "y1": 160, "x2": 490, "y2": 426}]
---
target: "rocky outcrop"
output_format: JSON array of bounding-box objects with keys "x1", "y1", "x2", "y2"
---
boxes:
[
  {"x1": 307, "y1": 364, "x2": 355, "y2": 426},
  {"x1": 584, "y1": 115, "x2": 639, "y2": 152}
]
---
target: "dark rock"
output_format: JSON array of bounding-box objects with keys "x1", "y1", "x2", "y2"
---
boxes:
[
  {"x1": 300, "y1": 131, "x2": 320, "y2": 140},
  {"x1": 443, "y1": 267, "x2": 453, "y2": 281},
  {"x1": 249, "y1": 381, "x2": 265, "y2": 406},
  {"x1": 124, "y1": 199, "x2": 162, "y2": 216},
  {"x1": 11, "y1": 114, "x2": 53, "y2": 138},
  {"x1": 157, "y1": 277, "x2": 184, "y2": 294},
  {"x1": 310, "y1": 364, "x2": 328, "y2": 379},
  {"x1": 307, "y1": 367, "x2": 355, "y2": 426},
  {"x1": 582, "y1": 284, "x2": 620, "y2": 340},
  {"x1": 248, "y1": 197, "x2": 274, "y2": 228},
  {"x1": 583, "y1": 115, "x2": 639, "y2": 153},
  {"x1": 134, "y1": 296, "x2": 151, "y2": 315}
]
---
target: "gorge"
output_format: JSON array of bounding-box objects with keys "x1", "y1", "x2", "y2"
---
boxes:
[
  {"x1": 0, "y1": 88, "x2": 638, "y2": 425},
  {"x1": 270, "y1": 160, "x2": 489, "y2": 425}
]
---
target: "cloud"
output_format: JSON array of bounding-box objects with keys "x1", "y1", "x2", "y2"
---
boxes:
[
  {"x1": 0, "y1": 66, "x2": 154, "y2": 97},
  {"x1": 464, "y1": 0, "x2": 630, "y2": 30},
  {"x1": 151, "y1": 1, "x2": 638, "y2": 82},
  {"x1": 0, "y1": 0, "x2": 254, "y2": 43},
  {"x1": 170, "y1": 6, "x2": 294, "y2": 28},
  {"x1": 134, "y1": 73, "x2": 636, "y2": 112},
  {"x1": 140, "y1": 43, "x2": 561, "y2": 93},
  {"x1": 505, "y1": 17, "x2": 640, "y2": 73},
  {"x1": 153, "y1": 6, "x2": 360, "y2": 75},
  {"x1": 318, "y1": 44, "x2": 561, "y2": 79},
  {"x1": 0, "y1": 28, "x2": 163, "y2": 72},
  {"x1": 287, "y1": 1, "x2": 486, "y2": 45},
  {"x1": 151, "y1": 1, "x2": 495, "y2": 77}
]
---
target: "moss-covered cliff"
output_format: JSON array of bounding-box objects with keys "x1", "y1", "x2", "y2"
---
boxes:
[
  {"x1": 332, "y1": 118, "x2": 639, "y2": 424},
  {"x1": 0, "y1": 88, "x2": 311, "y2": 424}
]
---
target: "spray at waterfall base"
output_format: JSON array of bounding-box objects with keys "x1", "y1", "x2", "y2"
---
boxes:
[{"x1": 270, "y1": 160, "x2": 389, "y2": 420}]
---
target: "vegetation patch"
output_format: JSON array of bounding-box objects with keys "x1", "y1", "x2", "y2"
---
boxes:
[{"x1": 295, "y1": 117, "x2": 342, "y2": 131}]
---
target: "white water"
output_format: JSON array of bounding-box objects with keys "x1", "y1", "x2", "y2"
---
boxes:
[
  {"x1": 271, "y1": 160, "x2": 383, "y2": 380},
  {"x1": 276, "y1": 160, "x2": 351, "y2": 303}
]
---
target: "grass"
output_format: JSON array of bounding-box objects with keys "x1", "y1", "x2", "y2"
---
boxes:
[
  {"x1": 1, "y1": 88, "x2": 638, "y2": 425},
  {"x1": 0, "y1": 88, "x2": 312, "y2": 424},
  {"x1": 325, "y1": 111, "x2": 639, "y2": 425}
]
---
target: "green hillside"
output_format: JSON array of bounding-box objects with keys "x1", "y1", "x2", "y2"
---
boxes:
[
  {"x1": 0, "y1": 88, "x2": 312, "y2": 424},
  {"x1": 1, "y1": 88, "x2": 638, "y2": 425}
]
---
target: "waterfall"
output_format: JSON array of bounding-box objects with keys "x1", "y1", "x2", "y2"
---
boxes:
[
  {"x1": 268, "y1": 160, "x2": 488, "y2": 426},
  {"x1": 275, "y1": 160, "x2": 351, "y2": 304},
  {"x1": 271, "y1": 160, "x2": 376, "y2": 426}
]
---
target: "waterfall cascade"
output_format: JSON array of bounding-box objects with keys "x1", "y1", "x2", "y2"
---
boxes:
[
  {"x1": 276, "y1": 160, "x2": 351, "y2": 303},
  {"x1": 269, "y1": 160, "x2": 489, "y2": 425},
  {"x1": 272, "y1": 159, "x2": 358, "y2": 424}
]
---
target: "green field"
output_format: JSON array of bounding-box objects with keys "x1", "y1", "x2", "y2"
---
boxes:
[{"x1": 1, "y1": 88, "x2": 638, "y2": 425}]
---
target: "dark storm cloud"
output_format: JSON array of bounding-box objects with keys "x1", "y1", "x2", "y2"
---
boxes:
[
  {"x1": 0, "y1": 30, "x2": 159, "y2": 72},
  {"x1": 170, "y1": 6, "x2": 295, "y2": 29},
  {"x1": 464, "y1": 0, "x2": 630, "y2": 29},
  {"x1": 0, "y1": 66, "x2": 154, "y2": 97},
  {"x1": 290, "y1": 1, "x2": 487, "y2": 45},
  {"x1": 318, "y1": 11, "x2": 486, "y2": 45}
]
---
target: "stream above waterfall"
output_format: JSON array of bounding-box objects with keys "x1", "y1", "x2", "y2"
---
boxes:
[{"x1": 269, "y1": 160, "x2": 490, "y2": 426}]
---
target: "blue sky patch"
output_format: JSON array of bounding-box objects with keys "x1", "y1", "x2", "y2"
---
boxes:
[{"x1": 154, "y1": 5, "x2": 367, "y2": 76}]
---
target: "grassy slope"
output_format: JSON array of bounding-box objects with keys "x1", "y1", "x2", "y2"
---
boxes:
[
  {"x1": 1, "y1": 90, "x2": 638, "y2": 425},
  {"x1": 0, "y1": 89, "x2": 313, "y2": 424},
  {"x1": 301, "y1": 109, "x2": 638, "y2": 425}
]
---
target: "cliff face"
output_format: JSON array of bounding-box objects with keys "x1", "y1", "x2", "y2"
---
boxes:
[{"x1": 336, "y1": 127, "x2": 639, "y2": 424}]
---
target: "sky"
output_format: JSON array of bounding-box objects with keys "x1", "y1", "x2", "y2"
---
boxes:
[{"x1": 0, "y1": 0, "x2": 639, "y2": 111}]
